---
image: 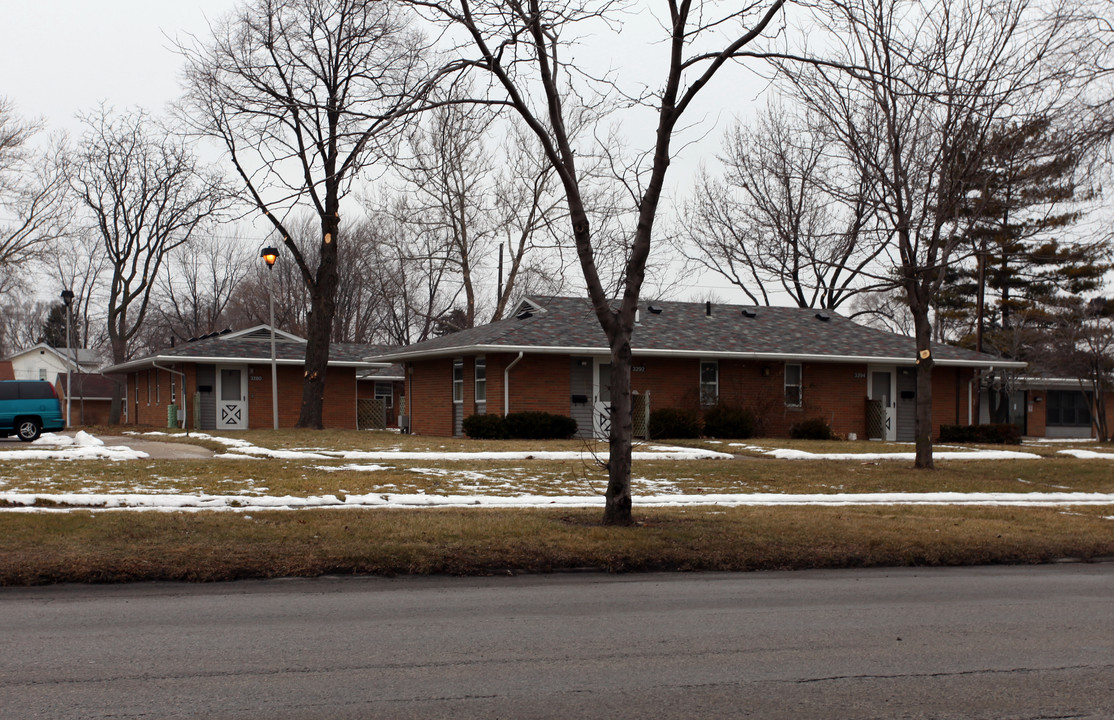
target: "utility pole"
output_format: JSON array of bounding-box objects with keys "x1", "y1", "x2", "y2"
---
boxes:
[{"x1": 60, "y1": 289, "x2": 75, "y2": 428}]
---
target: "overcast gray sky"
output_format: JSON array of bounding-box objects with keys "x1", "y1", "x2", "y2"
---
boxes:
[
  {"x1": 1, "y1": 1, "x2": 231, "y2": 134},
  {"x1": 1, "y1": 0, "x2": 782, "y2": 304}
]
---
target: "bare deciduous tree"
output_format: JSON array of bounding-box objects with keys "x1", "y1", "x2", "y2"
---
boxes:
[
  {"x1": 681, "y1": 103, "x2": 889, "y2": 310},
  {"x1": 772, "y1": 0, "x2": 1109, "y2": 467},
  {"x1": 70, "y1": 107, "x2": 227, "y2": 422},
  {"x1": 155, "y1": 233, "x2": 255, "y2": 342},
  {"x1": 180, "y1": 0, "x2": 434, "y2": 428},
  {"x1": 48, "y1": 228, "x2": 109, "y2": 355},
  {"x1": 0, "y1": 98, "x2": 68, "y2": 295},
  {"x1": 410, "y1": 0, "x2": 787, "y2": 524}
]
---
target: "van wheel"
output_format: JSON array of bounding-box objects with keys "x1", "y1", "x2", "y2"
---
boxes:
[{"x1": 17, "y1": 418, "x2": 41, "y2": 442}]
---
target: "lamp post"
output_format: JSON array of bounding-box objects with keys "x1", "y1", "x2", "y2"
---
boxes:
[
  {"x1": 60, "y1": 290, "x2": 74, "y2": 429},
  {"x1": 261, "y1": 247, "x2": 280, "y2": 429}
]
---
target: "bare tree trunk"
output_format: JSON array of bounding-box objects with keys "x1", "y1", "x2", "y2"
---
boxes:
[
  {"x1": 912, "y1": 308, "x2": 935, "y2": 469},
  {"x1": 298, "y1": 216, "x2": 341, "y2": 428},
  {"x1": 603, "y1": 337, "x2": 634, "y2": 524}
]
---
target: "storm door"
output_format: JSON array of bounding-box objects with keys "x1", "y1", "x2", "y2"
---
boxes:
[{"x1": 217, "y1": 366, "x2": 248, "y2": 430}]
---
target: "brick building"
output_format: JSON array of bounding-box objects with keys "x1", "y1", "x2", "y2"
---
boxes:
[
  {"x1": 104, "y1": 326, "x2": 402, "y2": 431},
  {"x1": 370, "y1": 296, "x2": 1026, "y2": 440}
]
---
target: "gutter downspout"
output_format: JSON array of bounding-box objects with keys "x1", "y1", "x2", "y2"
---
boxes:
[
  {"x1": 504, "y1": 352, "x2": 524, "y2": 416},
  {"x1": 152, "y1": 362, "x2": 188, "y2": 437}
]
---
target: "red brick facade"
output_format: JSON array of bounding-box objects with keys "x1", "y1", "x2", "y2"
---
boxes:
[
  {"x1": 122, "y1": 363, "x2": 366, "y2": 430},
  {"x1": 405, "y1": 353, "x2": 978, "y2": 439}
]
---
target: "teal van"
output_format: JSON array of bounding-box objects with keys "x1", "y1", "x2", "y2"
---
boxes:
[{"x1": 0, "y1": 380, "x2": 66, "y2": 441}]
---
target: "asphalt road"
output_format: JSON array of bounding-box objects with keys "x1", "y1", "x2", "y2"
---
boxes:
[{"x1": 2, "y1": 565, "x2": 1112, "y2": 719}]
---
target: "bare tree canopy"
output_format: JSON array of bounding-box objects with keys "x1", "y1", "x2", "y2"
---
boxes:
[
  {"x1": 409, "y1": 0, "x2": 787, "y2": 524},
  {"x1": 0, "y1": 98, "x2": 68, "y2": 295},
  {"x1": 374, "y1": 87, "x2": 566, "y2": 334},
  {"x1": 179, "y1": 0, "x2": 434, "y2": 429},
  {"x1": 681, "y1": 103, "x2": 889, "y2": 311},
  {"x1": 69, "y1": 106, "x2": 227, "y2": 422},
  {"x1": 155, "y1": 233, "x2": 255, "y2": 343},
  {"x1": 771, "y1": 0, "x2": 1113, "y2": 468}
]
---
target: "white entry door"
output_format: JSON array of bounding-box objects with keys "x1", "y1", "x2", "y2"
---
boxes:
[
  {"x1": 869, "y1": 368, "x2": 897, "y2": 441},
  {"x1": 217, "y1": 366, "x2": 248, "y2": 430},
  {"x1": 593, "y1": 358, "x2": 612, "y2": 439}
]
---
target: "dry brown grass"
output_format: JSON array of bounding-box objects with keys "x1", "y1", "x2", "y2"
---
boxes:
[
  {"x1": 1, "y1": 505, "x2": 1111, "y2": 585},
  {"x1": 1, "y1": 452, "x2": 1111, "y2": 498},
  {"x1": 2, "y1": 430, "x2": 1112, "y2": 585}
]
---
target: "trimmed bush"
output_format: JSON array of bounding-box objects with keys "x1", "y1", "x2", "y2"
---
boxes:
[
  {"x1": 462, "y1": 413, "x2": 507, "y2": 439},
  {"x1": 502, "y1": 411, "x2": 578, "y2": 440},
  {"x1": 939, "y1": 423, "x2": 1022, "y2": 445},
  {"x1": 790, "y1": 417, "x2": 834, "y2": 440},
  {"x1": 649, "y1": 407, "x2": 703, "y2": 439},
  {"x1": 703, "y1": 404, "x2": 758, "y2": 439}
]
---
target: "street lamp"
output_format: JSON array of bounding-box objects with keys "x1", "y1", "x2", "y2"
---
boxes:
[
  {"x1": 260, "y1": 247, "x2": 280, "y2": 430},
  {"x1": 60, "y1": 290, "x2": 74, "y2": 429}
]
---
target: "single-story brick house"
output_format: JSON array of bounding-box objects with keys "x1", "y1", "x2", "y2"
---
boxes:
[
  {"x1": 368, "y1": 296, "x2": 1026, "y2": 440},
  {"x1": 103, "y1": 326, "x2": 401, "y2": 431}
]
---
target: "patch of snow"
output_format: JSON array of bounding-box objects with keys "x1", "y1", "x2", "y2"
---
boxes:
[
  {"x1": 765, "y1": 448, "x2": 1041, "y2": 461},
  {"x1": 1057, "y1": 449, "x2": 1114, "y2": 459},
  {"x1": 1027, "y1": 438, "x2": 1101, "y2": 444},
  {"x1": 313, "y1": 464, "x2": 392, "y2": 472},
  {"x1": 0, "y1": 445, "x2": 148, "y2": 462},
  {"x1": 4, "y1": 490, "x2": 1113, "y2": 513}
]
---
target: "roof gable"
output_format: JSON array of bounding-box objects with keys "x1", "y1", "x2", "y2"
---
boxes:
[{"x1": 218, "y1": 325, "x2": 305, "y2": 343}]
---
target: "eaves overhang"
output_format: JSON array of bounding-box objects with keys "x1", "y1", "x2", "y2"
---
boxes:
[
  {"x1": 367, "y1": 344, "x2": 1026, "y2": 370},
  {"x1": 104, "y1": 355, "x2": 389, "y2": 374}
]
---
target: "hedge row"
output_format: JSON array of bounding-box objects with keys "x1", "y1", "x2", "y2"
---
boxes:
[
  {"x1": 462, "y1": 411, "x2": 578, "y2": 440},
  {"x1": 938, "y1": 423, "x2": 1022, "y2": 445}
]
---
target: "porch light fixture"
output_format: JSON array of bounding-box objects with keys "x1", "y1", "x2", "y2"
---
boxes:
[{"x1": 261, "y1": 246, "x2": 280, "y2": 429}]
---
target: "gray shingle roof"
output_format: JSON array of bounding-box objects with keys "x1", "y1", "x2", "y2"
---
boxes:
[
  {"x1": 368, "y1": 296, "x2": 1023, "y2": 368},
  {"x1": 102, "y1": 326, "x2": 396, "y2": 373}
]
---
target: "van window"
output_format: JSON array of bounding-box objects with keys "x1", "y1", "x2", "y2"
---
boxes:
[
  {"x1": 20, "y1": 382, "x2": 55, "y2": 399},
  {"x1": 0, "y1": 383, "x2": 18, "y2": 400}
]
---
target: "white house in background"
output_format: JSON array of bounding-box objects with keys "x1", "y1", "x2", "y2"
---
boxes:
[{"x1": 4, "y1": 345, "x2": 101, "y2": 384}]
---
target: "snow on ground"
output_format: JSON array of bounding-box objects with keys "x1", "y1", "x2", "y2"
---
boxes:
[
  {"x1": 128, "y1": 432, "x2": 734, "y2": 461},
  {"x1": 763, "y1": 448, "x2": 1043, "y2": 461},
  {"x1": 0, "y1": 432, "x2": 149, "y2": 461},
  {"x1": 729, "y1": 443, "x2": 1042, "y2": 461},
  {"x1": 2, "y1": 490, "x2": 1114, "y2": 512},
  {"x1": 1058, "y1": 449, "x2": 1114, "y2": 459}
]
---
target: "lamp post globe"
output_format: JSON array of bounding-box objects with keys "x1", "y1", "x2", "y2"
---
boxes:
[{"x1": 261, "y1": 247, "x2": 280, "y2": 429}]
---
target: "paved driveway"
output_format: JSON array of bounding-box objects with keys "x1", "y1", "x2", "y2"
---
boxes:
[{"x1": 0, "y1": 432, "x2": 214, "y2": 459}]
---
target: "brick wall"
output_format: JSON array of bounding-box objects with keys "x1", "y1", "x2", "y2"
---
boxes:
[
  {"x1": 407, "y1": 357, "x2": 455, "y2": 436},
  {"x1": 123, "y1": 363, "x2": 359, "y2": 430},
  {"x1": 404, "y1": 353, "x2": 985, "y2": 439}
]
